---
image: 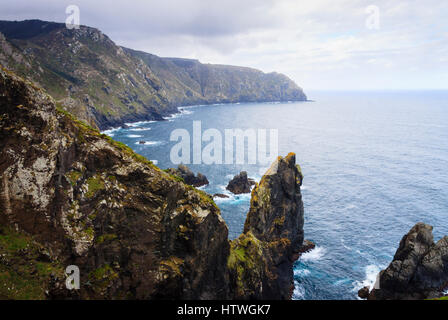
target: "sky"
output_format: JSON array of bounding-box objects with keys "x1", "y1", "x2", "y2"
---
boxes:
[{"x1": 0, "y1": 0, "x2": 447, "y2": 90}]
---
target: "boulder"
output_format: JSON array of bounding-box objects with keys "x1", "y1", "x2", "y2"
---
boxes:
[
  {"x1": 358, "y1": 286, "x2": 370, "y2": 299},
  {"x1": 226, "y1": 171, "x2": 256, "y2": 194},
  {"x1": 166, "y1": 164, "x2": 209, "y2": 187},
  {"x1": 368, "y1": 222, "x2": 448, "y2": 300}
]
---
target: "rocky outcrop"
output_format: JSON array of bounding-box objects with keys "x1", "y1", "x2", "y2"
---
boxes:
[
  {"x1": 365, "y1": 223, "x2": 448, "y2": 300},
  {"x1": 0, "y1": 21, "x2": 171, "y2": 130},
  {"x1": 227, "y1": 153, "x2": 305, "y2": 299},
  {"x1": 226, "y1": 171, "x2": 256, "y2": 194},
  {"x1": 296, "y1": 240, "x2": 316, "y2": 258},
  {"x1": 213, "y1": 193, "x2": 230, "y2": 199},
  {"x1": 0, "y1": 66, "x2": 306, "y2": 300},
  {"x1": 358, "y1": 286, "x2": 370, "y2": 299},
  {"x1": 165, "y1": 165, "x2": 209, "y2": 188},
  {"x1": 0, "y1": 19, "x2": 307, "y2": 130},
  {"x1": 0, "y1": 66, "x2": 229, "y2": 299}
]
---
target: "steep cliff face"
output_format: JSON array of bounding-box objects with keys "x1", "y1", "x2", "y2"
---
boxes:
[
  {"x1": 0, "y1": 20, "x2": 306, "y2": 130},
  {"x1": 0, "y1": 66, "x2": 306, "y2": 299},
  {"x1": 0, "y1": 66, "x2": 229, "y2": 299},
  {"x1": 367, "y1": 223, "x2": 448, "y2": 300},
  {"x1": 126, "y1": 49, "x2": 307, "y2": 107},
  {"x1": 0, "y1": 20, "x2": 171, "y2": 130},
  {"x1": 228, "y1": 154, "x2": 305, "y2": 299}
]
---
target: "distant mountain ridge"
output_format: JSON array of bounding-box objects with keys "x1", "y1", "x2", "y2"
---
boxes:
[
  {"x1": 126, "y1": 48, "x2": 307, "y2": 108},
  {"x1": 0, "y1": 19, "x2": 307, "y2": 129}
]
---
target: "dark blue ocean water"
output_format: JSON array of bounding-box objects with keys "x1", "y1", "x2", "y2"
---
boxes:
[{"x1": 104, "y1": 91, "x2": 448, "y2": 300}]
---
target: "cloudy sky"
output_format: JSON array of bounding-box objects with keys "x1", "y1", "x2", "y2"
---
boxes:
[{"x1": 1, "y1": 0, "x2": 447, "y2": 90}]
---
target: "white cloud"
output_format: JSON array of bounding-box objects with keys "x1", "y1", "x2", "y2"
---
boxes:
[{"x1": 0, "y1": 0, "x2": 447, "y2": 90}]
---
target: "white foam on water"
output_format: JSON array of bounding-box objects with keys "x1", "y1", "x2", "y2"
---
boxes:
[
  {"x1": 352, "y1": 264, "x2": 382, "y2": 298},
  {"x1": 333, "y1": 278, "x2": 351, "y2": 286},
  {"x1": 300, "y1": 246, "x2": 326, "y2": 262},
  {"x1": 292, "y1": 281, "x2": 305, "y2": 300},
  {"x1": 294, "y1": 268, "x2": 311, "y2": 277},
  {"x1": 164, "y1": 108, "x2": 193, "y2": 120},
  {"x1": 135, "y1": 141, "x2": 160, "y2": 146},
  {"x1": 151, "y1": 160, "x2": 158, "y2": 165},
  {"x1": 178, "y1": 107, "x2": 194, "y2": 115},
  {"x1": 101, "y1": 127, "x2": 121, "y2": 137},
  {"x1": 125, "y1": 120, "x2": 155, "y2": 127},
  {"x1": 213, "y1": 196, "x2": 233, "y2": 203},
  {"x1": 127, "y1": 134, "x2": 143, "y2": 138},
  {"x1": 213, "y1": 185, "x2": 252, "y2": 203},
  {"x1": 130, "y1": 127, "x2": 151, "y2": 131}
]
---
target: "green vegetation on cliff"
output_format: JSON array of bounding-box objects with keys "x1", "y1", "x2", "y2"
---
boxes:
[
  {"x1": 0, "y1": 226, "x2": 63, "y2": 300},
  {"x1": 0, "y1": 19, "x2": 306, "y2": 130},
  {"x1": 0, "y1": 66, "x2": 229, "y2": 299}
]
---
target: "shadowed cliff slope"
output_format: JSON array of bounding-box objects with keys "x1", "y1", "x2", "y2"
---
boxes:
[
  {"x1": 126, "y1": 48, "x2": 307, "y2": 107},
  {"x1": 0, "y1": 66, "x2": 306, "y2": 299},
  {"x1": 227, "y1": 154, "x2": 304, "y2": 299},
  {"x1": 366, "y1": 223, "x2": 448, "y2": 300},
  {"x1": 0, "y1": 66, "x2": 229, "y2": 299},
  {"x1": 0, "y1": 19, "x2": 307, "y2": 131}
]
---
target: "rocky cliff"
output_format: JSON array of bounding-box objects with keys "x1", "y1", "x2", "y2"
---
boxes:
[
  {"x1": 165, "y1": 165, "x2": 209, "y2": 188},
  {"x1": 0, "y1": 19, "x2": 307, "y2": 131},
  {"x1": 0, "y1": 66, "x2": 306, "y2": 299},
  {"x1": 0, "y1": 66, "x2": 229, "y2": 299},
  {"x1": 227, "y1": 154, "x2": 304, "y2": 299},
  {"x1": 366, "y1": 223, "x2": 448, "y2": 300}
]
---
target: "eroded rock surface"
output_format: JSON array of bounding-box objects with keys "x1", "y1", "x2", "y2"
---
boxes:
[
  {"x1": 0, "y1": 66, "x2": 307, "y2": 300},
  {"x1": 0, "y1": 20, "x2": 307, "y2": 130},
  {"x1": 165, "y1": 165, "x2": 209, "y2": 188},
  {"x1": 366, "y1": 223, "x2": 448, "y2": 300},
  {"x1": 227, "y1": 154, "x2": 305, "y2": 299},
  {"x1": 226, "y1": 171, "x2": 255, "y2": 195}
]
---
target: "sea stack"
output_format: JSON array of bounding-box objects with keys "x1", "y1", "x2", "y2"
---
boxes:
[
  {"x1": 364, "y1": 223, "x2": 448, "y2": 300},
  {"x1": 228, "y1": 153, "x2": 305, "y2": 299}
]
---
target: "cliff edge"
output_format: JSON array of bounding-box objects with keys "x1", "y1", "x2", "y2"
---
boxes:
[
  {"x1": 228, "y1": 154, "x2": 304, "y2": 299},
  {"x1": 0, "y1": 66, "x2": 306, "y2": 299},
  {"x1": 366, "y1": 223, "x2": 448, "y2": 300},
  {"x1": 0, "y1": 66, "x2": 229, "y2": 299}
]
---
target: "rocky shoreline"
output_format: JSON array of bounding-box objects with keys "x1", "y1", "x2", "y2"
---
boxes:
[
  {"x1": 0, "y1": 67, "x2": 307, "y2": 299},
  {"x1": 1, "y1": 65, "x2": 448, "y2": 300},
  {"x1": 359, "y1": 223, "x2": 448, "y2": 300}
]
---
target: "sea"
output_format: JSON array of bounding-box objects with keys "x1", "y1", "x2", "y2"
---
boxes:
[{"x1": 103, "y1": 90, "x2": 448, "y2": 300}]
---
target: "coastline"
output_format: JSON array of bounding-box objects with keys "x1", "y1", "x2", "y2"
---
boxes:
[{"x1": 100, "y1": 99, "x2": 312, "y2": 133}]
